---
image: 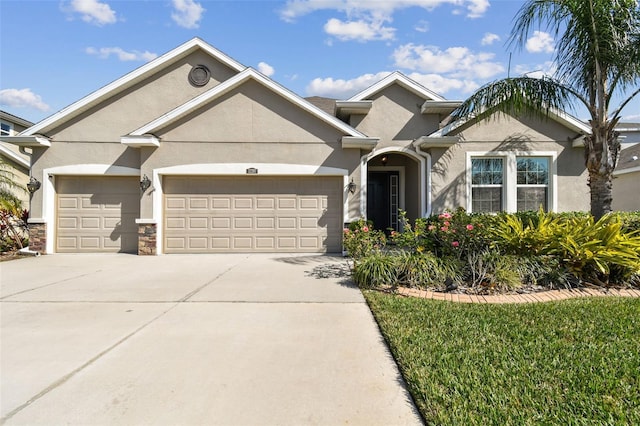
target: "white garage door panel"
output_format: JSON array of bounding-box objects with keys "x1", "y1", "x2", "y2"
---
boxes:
[
  {"x1": 163, "y1": 176, "x2": 342, "y2": 253},
  {"x1": 56, "y1": 176, "x2": 139, "y2": 253}
]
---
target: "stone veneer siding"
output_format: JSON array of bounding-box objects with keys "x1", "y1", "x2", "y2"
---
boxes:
[
  {"x1": 138, "y1": 223, "x2": 157, "y2": 255},
  {"x1": 28, "y1": 222, "x2": 47, "y2": 254}
]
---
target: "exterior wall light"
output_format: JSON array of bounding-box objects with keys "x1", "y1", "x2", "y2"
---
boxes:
[
  {"x1": 27, "y1": 176, "x2": 41, "y2": 194},
  {"x1": 348, "y1": 179, "x2": 357, "y2": 194},
  {"x1": 380, "y1": 155, "x2": 388, "y2": 166},
  {"x1": 140, "y1": 175, "x2": 151, "y2": 193}
]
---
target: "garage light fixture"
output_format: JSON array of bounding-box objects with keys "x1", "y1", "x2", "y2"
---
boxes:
[
  {"x1": 27, "y1": 176, "x2": 41, "y2": 194},
  {"x1": 140, "y1": 175, "x2": 151, "y2": 193},
  {"x1": 348, "y1": 179, "x2": 357, "y2": 194}
]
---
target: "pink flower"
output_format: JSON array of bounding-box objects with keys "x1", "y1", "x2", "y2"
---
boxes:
[
  {"x1": 362, "y1": 226, "x2": 369, "y2": 232},
  {"x1": 344, "y1": 229, "x2": 350, "y2": 234},
  {"x1": 428, "y1": 225, "x2": 436, "y2": 231},
  {"x1": 441, "y1": 226, "x2": 449, "y2": 232},
  {"x1": 443, "y1": 221, "x2": 450, "y2": 227},
  {"x1": 466, "y1": 224, "x2": 474, "y2": 231},
  {"x1": 452, "y1": 241, "x2": 459, "y2": 247}
]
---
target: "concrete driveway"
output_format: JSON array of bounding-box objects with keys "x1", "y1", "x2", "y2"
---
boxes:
[{"x1": 1, "y1": 253, "x2": 422, "y2": 425}]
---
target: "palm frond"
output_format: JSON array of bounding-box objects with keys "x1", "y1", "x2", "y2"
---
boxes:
[{"x1": 450, "y1": 76, "x2": 580, "y2": 123}]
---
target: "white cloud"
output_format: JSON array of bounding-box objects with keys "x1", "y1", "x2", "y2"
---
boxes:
[
  {"x1": 622, "y1": 113, "x2": 640, "y2": 121},
  {"x1": 481, "y1": 32, "x2": 500, "y2": 46},
  {"x1": 324, "y1": 18, "x2": 395, "y2": 41},
  {"x1": 526, "y1": 31, "x2": 555, "y2": 53},
  {"x1": 406, "y1": 72, "x2": 480, "y2": 95},
  {"x1": 513, "y1": 61, "x2": 556, "y2": 78},
  {"x1": 305, "y1": 70, "x2": 480, "y2": 99},
  {"x1": 0, "y1": 88, "x2": 50, "y2": 112},
  {"x1": 68, "y1": 0, "x2": 117, "y2": 26},
  {"x1": 392, "y1": 43, "x2": 504, "y2": 79},
  {"x1": 414, "y1": 20, "x2": 429, "y2": 33},
  {"x1": 257, "y1": 62, "x2": 275, "y2": 77},
  {"x1": 85, "y1": 47, "x2": 158, "y2": 62},
  {"x1": 306, "y1": 72, "x2": 392, "y2": 98},
  {"x1": 171, "y1": 0, "x2": 205, "y2": 29},
  {"x1": 280, "y1": 0, "x2": 490, "y2": 22}
]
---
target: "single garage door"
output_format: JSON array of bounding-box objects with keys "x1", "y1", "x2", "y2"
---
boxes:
[
  {"x1": 163, "y1": 176, "x2": 343, "y2": 253},
  {"x1": 56, "y1": 176, "x2": 139, "y2": 253}
]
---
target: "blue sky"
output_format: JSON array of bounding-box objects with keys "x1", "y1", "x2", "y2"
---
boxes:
[{"x1": 1, "y1": 0, "x2": 638, "y2": 124}]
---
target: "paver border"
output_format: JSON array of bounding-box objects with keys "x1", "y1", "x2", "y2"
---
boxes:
[{"x1": 394, "y1": 287, "x2": 640, "y2": 304}]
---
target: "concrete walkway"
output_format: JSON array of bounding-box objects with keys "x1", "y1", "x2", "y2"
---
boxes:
[
  {"x1": 0, "y1": 254, "x2": 423, "y2": 425},
  {"x1": 396, "y1": 286, "x2": 640, "y2": 303}
]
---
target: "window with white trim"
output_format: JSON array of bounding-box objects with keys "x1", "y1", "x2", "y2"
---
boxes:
[
  {"x1": 0, "y1": 122, "x2": 11, "y2": 136},
  {"x1": 471, "y1": 158, "x2": 503, "y2": 213},
  {"x1": 516, "y1": 157, "x2": 549, "y2": 211},
  {"x1": 468, "y1": 153, "x2": 554, "y2": 213}
]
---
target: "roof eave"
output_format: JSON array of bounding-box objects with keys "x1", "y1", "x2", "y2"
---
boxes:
[
  {"x1": 341, "y1": 136, "x2": 379, "y2": 150},
  {"x1": 413, "y1": 135, "x2": 460, "y2": 149},
  {"x1": 335, "y1": 100, "x2": 373, "y2": 116},
  {"x1": 121, "y1": 135, "x2": 160, "y2": 148},
  {"x1": 0, "y1": 135, "x2": 51, "y2": 147},
  {"x1": 421, "y1": 101, "x2": 462, "y2": 114}
]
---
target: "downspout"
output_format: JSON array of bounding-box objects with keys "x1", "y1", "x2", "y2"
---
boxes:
[{"x1": 413, "y1": 141, "x2": 432, "y2": 217}]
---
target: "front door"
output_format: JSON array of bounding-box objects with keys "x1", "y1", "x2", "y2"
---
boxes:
[{"x1": 367, "y1": 171, "x2": 399, "y2": 232}]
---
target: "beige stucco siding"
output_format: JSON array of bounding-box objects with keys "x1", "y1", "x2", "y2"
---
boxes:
[
  {"x1": 352, "y1": 85, "x2": 440, "y2": 144},
  {"x1": 45, "y1": 51, "x2": 239, "y2": 142},
  {"x1": 158, "y1": 80, "x2": 346, "y2": 143},
  {"x1": 430, "y1": 114, "x2": 589, "y2": 213},
  {"x1": 613, "y1": 172, "x2": 640, "y2": 211},
  {"x1": 28, "y1": 143, "x2": 139, "y2": 219}
]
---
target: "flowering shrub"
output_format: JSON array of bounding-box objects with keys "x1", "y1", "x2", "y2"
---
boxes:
[
  {"x1": 393, "y1": 208, "x2": 496, "y2": 259},
  {"x1": 343, "y1": 218, "x2": 386, "y2": 260}
]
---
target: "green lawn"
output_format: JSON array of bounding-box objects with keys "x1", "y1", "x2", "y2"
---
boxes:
[{"x1": 364, "y1": 292, "x2": 640, "y2": 425}]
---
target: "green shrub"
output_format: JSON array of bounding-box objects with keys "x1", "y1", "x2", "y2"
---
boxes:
[
  {"x1": 352, "y1": 252, "x2": 399, "y2": 288},
  {"x1": 462, "y1": 250, "x2": 524, "y2": 292},
  {"x1": 494, "y1": 209, "x2": 640, "y2": 285},
  {"x1": 343, "y1": 218, "x2": 386, "y2": 260},
  {"x1": 616, "y1": 211, "x2": 640, "y2": 233},
  {"x1": 393, "y1": 208, "x2": 498, "y2": 259},
  {"x1": 396, "y1": 251, "x2": 460, "y2": 289}
]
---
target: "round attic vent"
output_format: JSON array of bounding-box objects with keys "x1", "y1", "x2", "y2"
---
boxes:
[{"x1": 188, "y1": 65, "x2": 211, "y2": 87}]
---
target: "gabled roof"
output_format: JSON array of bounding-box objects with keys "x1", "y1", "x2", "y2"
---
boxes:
[
  {"x1": 124, "y1": 68, "x2": 368, "y2": 142},
  {"x1": 348, "y1": 71, "x2": 446, "y2": 102},
  {"x1": 20, "y1": 38, "x2": 246, "y2": 137}
]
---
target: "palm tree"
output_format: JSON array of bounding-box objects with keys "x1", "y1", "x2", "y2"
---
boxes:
[{"x1": 452, "y1": 0, "x2": 640, "y2": 219}]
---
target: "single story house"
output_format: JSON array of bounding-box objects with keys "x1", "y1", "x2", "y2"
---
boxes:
[
  {"x1": 2, "y1": 38, "x2": 593, "y2": 255},
  {"x1": 0, "y1": 110, "x2": 33, "y2": 206}
]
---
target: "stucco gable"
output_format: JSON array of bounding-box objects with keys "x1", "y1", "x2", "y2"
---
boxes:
[
  {"x1": 351, "y1": 84, "x2": 441, "y2": 142},
  {"x1": 21, "y1": 38, "x2": 245, "y2": 138},
  {"x1": 126, "y1": 68, "x2": 366, "y2": 144}
]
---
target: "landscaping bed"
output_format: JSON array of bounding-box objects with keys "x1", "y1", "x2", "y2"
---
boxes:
[{"x1": 345, "y1": 209, "x2": 640, "y2": 294}]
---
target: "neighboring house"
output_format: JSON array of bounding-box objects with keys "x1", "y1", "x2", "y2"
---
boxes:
[
  {"x1": 1, "y1": 38, "x2": 592, "y2": 255},
  {"x1": 613, "y1": 143, "x2": 640, "y2": 212},
  {"x1": 0, "y1": 110, "x2": 33, "y2": 206},
  {"x1": 616, "y1": 122, "x2": 640, "y2": 149}
]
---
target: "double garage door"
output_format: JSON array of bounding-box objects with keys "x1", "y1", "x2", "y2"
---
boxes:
[
  {"x1": 163, "y1": 176, "x2": 342, "y2": 253},
  {"x1": 56, "y1": 175, "x2": 342, "y2": 253}
]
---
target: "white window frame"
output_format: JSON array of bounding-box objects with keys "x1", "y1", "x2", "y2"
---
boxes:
[
  {"x1": 466, "y1": 151, "x2": 557, "y2": 213},
  {"x1": 0, "y1": 121, "x2": 12, "y2": 136}
]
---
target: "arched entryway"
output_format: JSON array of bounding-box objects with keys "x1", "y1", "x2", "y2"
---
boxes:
[{"x1": 363, "y1": 149, "x2": 425, "y2": 232}]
